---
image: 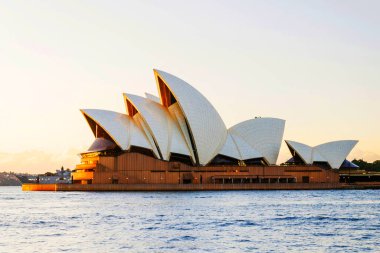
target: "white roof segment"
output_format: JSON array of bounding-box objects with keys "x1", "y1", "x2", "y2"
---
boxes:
[
  {"x1": 169, "y1": 103, "x2": 195, "y2": 161},
  {"x1": 124, "y1": 93, "x2": 192, "y2": 160},
  {"x1": 314, "y1": 140, "x2": 358, "y2": 169},
  {"x1": 80, "y1": 109, "x2": 152, "y2": 151},
  {"x1": 168, "y1": 115, "x2": 193, "y2": 158},
  {"x1": 231, "y1": 134, "x2": 263, "y2": 160},
  {"x1": 285, "y1": 140, "x2": 313, "y2": 164},
  {"x1": 128, "y1": 116, "x2": 154, "y2": 150},
  {"x1": 218, "y1": 133, "x2": 263, "y2": 161},
  {"x1": 218, "y1": 133, "x2": 241, "y2": 159},
  {"x1": 145, "y1": 92, "x2": 161, "y2": 103},
  {"x1": 132, "y1": 113, "x2": 160, "y2": 158},
  {"x1": 285, "y1": 140, "x2": 358, "y2": 169},
  {"x1": 124, "y1": 93, "x2": 170, "y2": 160},
  {"x1": 229, "y1": 118, "x2": 286, "y2": 165},
  {"x1": 154, "y1": 69, "x2": 227, "y2": 165},
  {"x1": 312, "y1": 149, "x2": 327, "y2": 162},
  {"x1": 166, "y1": 108, "x2": 192, "y2": 158}
]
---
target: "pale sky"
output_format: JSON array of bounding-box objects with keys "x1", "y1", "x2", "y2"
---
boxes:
[{"x1": 0, "y1": 0, "x2": 379, "y2": 173}]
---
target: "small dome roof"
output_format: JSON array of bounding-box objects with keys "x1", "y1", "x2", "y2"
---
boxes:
[{"x1": 87, "y1": 138, "x2": 118, "y2": 153}]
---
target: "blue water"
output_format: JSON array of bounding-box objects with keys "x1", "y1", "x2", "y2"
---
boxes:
[{"x1": 1, "y1": 187, "x2": 380, "y2": 252}]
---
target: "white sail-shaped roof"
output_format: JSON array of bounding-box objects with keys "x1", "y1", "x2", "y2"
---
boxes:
[
  {"x1": 231, "y1": 134, "x2": 263, "y2": 160},
  {"x1": 285, "y1": 140, "x2": 358, "y2": 169},
  {"x1": 132, "y1": 113, "x2": 160, "y2": 158},
  {"x1": 80, "y1": 109, "x2": 152, "y2": 151},
  {"x1": 145, "y1": 92, "x2": 161, "y2": 103},
  {"x1": 128, "y1": 116, "x2": 154, "y2": 150},
  {"x1": 218, "y1": 133, "x2": 262, "y2": 161},
  {"x1": 218, "y1": 133, "x2": 241, "y2": 159},
  {"x1": 168, "y1": 113, "x2": 193, "y2": 158},
  {"x1": 168, "y1": 103, "x2": 195, "y2": 161},
  {"x1": 229, "y1": 118, "x2": 285, "y2": 165},
  {"x1": 285, "y1": 140, "x2": 313, "y2": 164},
  {"x1": 124, "y1": 93, "x2": 192, "y2": 160},
  {"x1": 314, "y1": 140, "x2": 358, "y2": 169},
  {"x1": 124, "y1": 93, "x2": 170, "y2": 160},
  {"x1": 312, "y1": 149, "x2": 327, "y2": 162},
  {"x1": 154, "y1": 69, "x2": 227, "y2": 165}
]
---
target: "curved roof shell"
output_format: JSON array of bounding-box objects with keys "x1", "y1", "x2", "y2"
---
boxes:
[
  {"x1": 218, "y1": 133, "x2": 241, "y2": 159},
  {"x1": 168, "y1": 103, "x2": 196, "y2": 162},
  {"x1": 131, "y1": 113, "x2": 161, "y2": 158},
  {"x1": 80, "y1": 109, "x2": 152, "y2": 151},
  {"x1": 124, "y1": 93, "x2": 192, "y2": 160},
  {"x1": 285, "y1": 140, "x2": 358, "y2": 169},
  {"x1": 166, "y1": 109, "x2": 193, "y2": 159},
  {"x1": 87, "y1": 137, "x2": 118, "y2": 153},
  {"x1": 144, "y1": 92, "x2": 161, "y2": 103},
  {"x1": 285, "y1": 140, "x2": 313, "y2": 164},
  {"x1": 231, "y1": 134, "x2": 263, "y2": 160},
  {"x1": 218, "y1": 133, "x2": 262, "y2": 161},
  {"x1": 154, "y1": 69, "x2": 227, "y2": 165},
  {"x1": 314, "y1": 140, "x2": 358, "y2": 169},
  {"x1": 312, "y1": 149, "x2": 327, "y2": 162},
  {"x1": 124, "y1": 93, "x2": 170, "y2": 160},
  {"x1": 229, "y1": 118, "x2": 285, "y2": 165}
]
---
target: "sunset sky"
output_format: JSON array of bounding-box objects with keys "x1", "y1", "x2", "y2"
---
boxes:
[{"x1": 0, "y1": 0, "x2": 379, "y2": 173}]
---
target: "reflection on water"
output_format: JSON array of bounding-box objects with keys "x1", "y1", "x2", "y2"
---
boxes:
[{"x1": 1, "y1": 187, "x2": 380, "y2": 252}]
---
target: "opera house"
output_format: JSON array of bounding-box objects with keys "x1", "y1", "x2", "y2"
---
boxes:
[{"x1": 71, "y1": 69, "x2": 358, "y2": 190}]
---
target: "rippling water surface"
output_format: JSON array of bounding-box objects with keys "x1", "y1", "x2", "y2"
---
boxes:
[{"x1": 1, "y1": 187, "x2": 380, "y2": 252}]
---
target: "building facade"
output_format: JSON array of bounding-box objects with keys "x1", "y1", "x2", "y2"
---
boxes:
[{"x1": 72, "y1": 69, "x2": 357, "y2": 187}]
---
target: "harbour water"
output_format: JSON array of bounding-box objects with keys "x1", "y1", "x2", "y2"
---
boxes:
[{"x1": 1, "y1": 187, "x2": 379, "y2": 252}]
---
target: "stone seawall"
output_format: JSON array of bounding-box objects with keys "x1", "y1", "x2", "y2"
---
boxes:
[
  {"x1": 57, "y1": 183, "x2": 344, "y2": 191},
  {"x1": 21, "y1": 182, "x2": 380, "y2": 191},
  {"x1": 22, "y1": 184, "x2": 57, "y2": 191},
  {"x1": 22, "y1": 183, "x2": 380, "y2": 191}
]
